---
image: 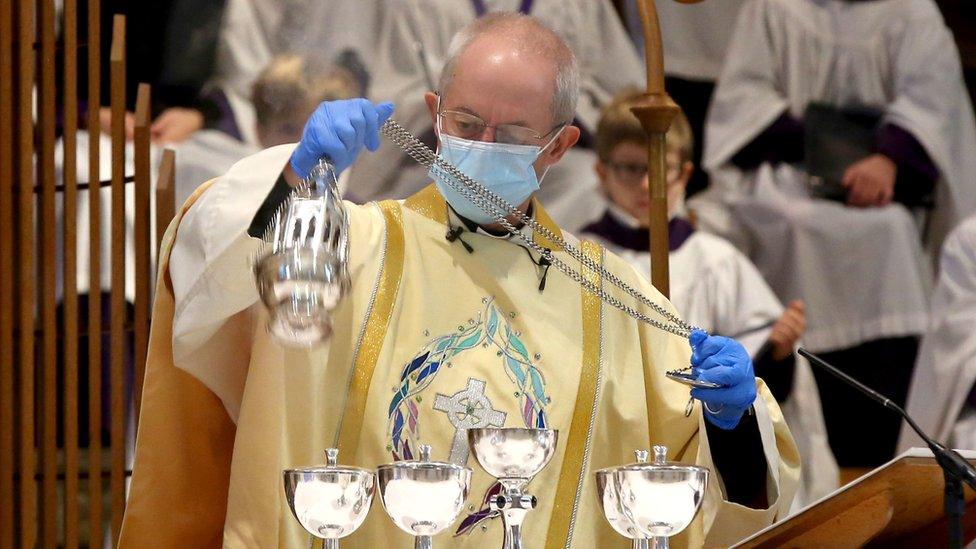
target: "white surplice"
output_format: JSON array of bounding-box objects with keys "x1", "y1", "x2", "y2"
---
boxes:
[
  {"x1": 583, "y1": 211, "x2": 838, "y2": 508},
  {"x1": 628, "y1": 0, "x2": 745, "y2": 81},
  {"x1": 350, "y1": 0, "x2": 644, "y2": 231},
  {"x1": 899, "y1": 216, "x2": 976, "y2": 452},
  {"x1": 53, "y1": 131, "x2": 163, "y2": 303},
  {"x1": 173, "y1": 130, "x2": 260, "y2": 207},
  {"x1": 698, "y1": 0, "x2": 976, "y2": 352}
]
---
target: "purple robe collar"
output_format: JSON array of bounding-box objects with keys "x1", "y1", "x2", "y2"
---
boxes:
[
  {"x1": 582, "y1": 209, "x2": 696, "y2": 253},
  {"x1": 471, "y1": 0, "x2": 534, "y2": 16}
]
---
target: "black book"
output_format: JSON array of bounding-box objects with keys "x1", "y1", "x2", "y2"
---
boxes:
[{"x1": 803, "y1": 102, "x2": 882, "y2": 202}]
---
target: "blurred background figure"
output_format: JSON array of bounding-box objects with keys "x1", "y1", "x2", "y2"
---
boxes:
[
  {"x1": 173, "y1": 52, "x2": 366, "y2": 205},
  {"x1": 349, "y1": 0, "x2": 646, "y2": 232},
  {"x1": 620, "y1": 0, "x2": 745, "y2": 197},
  {"x1": 92, "y1": 0, "x2": 379, "y2": 147},
  {"x1": 900, "y1": 215, "x2": 976, "y2": 452},
  {"x1": 582, "y1": 91, "x2": 838, "y2": 507},
  {"x1": 696, "y1": 0, "x2": 976, "y2": 477}
]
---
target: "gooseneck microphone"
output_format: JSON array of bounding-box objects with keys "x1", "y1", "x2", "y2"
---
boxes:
[{"x1": 799, "y1": 347, "x2": 976, "y2": 548}]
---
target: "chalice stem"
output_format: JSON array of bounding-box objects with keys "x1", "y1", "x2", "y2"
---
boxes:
[
  {"x1": 325, "y1": 539, "x2": 339, "y2": 549},
  {"x1": 633, "y1": 540, "x2": 649, "y2": 549},
  {"x1": 416, "y1": 535, "x2": 433, "y2": 549},
  {"x1": 651, "y1": 536, "x2": 669, "y2": 549},
  {"x1": 503, "y1": 522, "x2": 523, "y2": 549}
]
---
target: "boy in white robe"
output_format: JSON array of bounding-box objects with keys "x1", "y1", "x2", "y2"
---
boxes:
[
  {"x1": 582, "y1": 91, "x2": 838, "y2": 506},
  {"x1": 697, "y1": 0, "x2": 976, "y2": 472},
  {"x1": 899, "y1": 215, "x2": 976, "y2": 453}
]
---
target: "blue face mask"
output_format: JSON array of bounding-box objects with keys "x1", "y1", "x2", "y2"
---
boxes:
[{"x1": 429, "y1": 125, "x2": 562, "y2": 226}]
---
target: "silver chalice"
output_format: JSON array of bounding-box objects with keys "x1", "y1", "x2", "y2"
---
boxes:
[
  {"x1": 282, "y1": 448, "x2": 375, "y2": 549},
  {"x1": 377, "y1": 444, "x2": 472, "y2": 549},
  {"x1": 598, "y1": 446, "x2": 708, "y2": 549},
  {"x1": 467, "y1": 427, "x2": 559, "y2": 549}
]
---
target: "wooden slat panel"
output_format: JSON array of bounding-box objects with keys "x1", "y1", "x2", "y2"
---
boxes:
[
  {"x1": 108, "y1": 14, "x2": 126, "y2": 546},
  {"x1": 0, "y1": 0, "x2": 16, "y2": 546},
  {"x1": 133, "y1": 83, "x2": 150, "y2": 427},
  {"x1": 155, "y1": 149, "x2": 176, "y2": 256},
  {"x1": 62, "y1": 0, "x2": 81, "y2": 546},
  {"x1": 86, "y1": 0, "x2": 103, "y2": 545},
  {"x1": 38, "y1": 0, "x2": 59, "y2": 545},
  {"x1": 16, "y1": 0, "x2": 37, "y2": 546}
]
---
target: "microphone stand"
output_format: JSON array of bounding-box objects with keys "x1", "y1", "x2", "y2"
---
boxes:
[{"x1": 799, "y1": 348, "x2": 976, "y2": 548}]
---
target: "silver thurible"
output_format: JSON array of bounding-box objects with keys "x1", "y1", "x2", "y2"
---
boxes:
[{"x1": 255, "y1": 158, "x2": 350, "y2": 347}]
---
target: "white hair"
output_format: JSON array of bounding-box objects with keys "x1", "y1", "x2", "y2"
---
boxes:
[{"x1": 437, "y1": 12, "x2": 580, "y2": 126}]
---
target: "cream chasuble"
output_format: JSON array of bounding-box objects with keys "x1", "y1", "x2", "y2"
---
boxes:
[{"x1": 121, "y1": 145, "x2": 799, "y2": 548}]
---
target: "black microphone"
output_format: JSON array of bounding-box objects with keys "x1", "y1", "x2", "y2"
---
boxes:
[
  {"x1": 445, "y1": 226, "x2": 474, "y2": 253},
  {"x1": 799, "y1": 347, "x2": 976, "y2": 548}
]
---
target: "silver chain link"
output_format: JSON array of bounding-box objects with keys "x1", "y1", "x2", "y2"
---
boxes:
[{"x1": 380, "y1": 119, "x2": 698, "y2": 339}]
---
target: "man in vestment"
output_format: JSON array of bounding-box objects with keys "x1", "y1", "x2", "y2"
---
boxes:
[
  {"x1": 899, "y1": 215, "x2": 976, "y2": 452},
  {"x1": 696, "y1": 0, "x2": 976, "y2": 472},
  {"x1": 121, "y1": 13, "x2": 799, "y2": 548},
  {"x1": 582, "y1": 92, "x2": 836, "y2": 508},
  {"x1": 351, "y1": 0, "x2": 645, "y2": 231}
]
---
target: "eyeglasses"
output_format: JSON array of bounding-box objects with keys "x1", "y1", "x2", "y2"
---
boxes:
[
  {"x1": 605, "y1": 159, "x2": 684, "y2": 186},
  {"x1": 438, "y1": 109, "x2": 564, "y2": 146},
  {"x1": 605, "y1": 161, "x2": 649, "y2": 185}
]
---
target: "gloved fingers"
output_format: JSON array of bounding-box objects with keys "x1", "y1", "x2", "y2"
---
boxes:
[
  {"x1": 709, "y1": 367, "x2": 754, "y2": 390},
  {"x1": 377, "y1": 101, "x2": 395, "y2": 124},
  {"x1": 361, "y1": 103, "x2": 381, "y2": 151},
  {"x1": 693, "y1": 355, "x2": 739, "y2": 374},
  {"x1": 691, "y1": 385, "x2": 756, "y2": 409},
  {"x1": 691, "y1": 335, "x2": 735, "y2": 366},
  {"x1": 689, "y1": 329, "x2": 708, "y2": 347},
  {"x1": 333, "y1": 117, "x2": 361, "y2": 153}
]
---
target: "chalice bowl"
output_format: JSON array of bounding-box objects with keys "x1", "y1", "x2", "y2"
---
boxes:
[
  {"x1": 282, "y1": 448, "x2": 375, "y2": 549},
  {"x1": 377, "y1": 444, "x2": 472, "y2": 549},
  {"x1": 467, "y1": 427, "x2": 559, "y2": 549},
  {"x1": 598, "y1": 446, "x2": 708, "y2": 549}
]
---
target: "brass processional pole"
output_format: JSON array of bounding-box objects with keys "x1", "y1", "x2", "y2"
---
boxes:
[{"x1": 633, "y1": 0, "x2": 698, "y2": 299}]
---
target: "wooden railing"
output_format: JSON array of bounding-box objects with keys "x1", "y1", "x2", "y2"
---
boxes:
[{"x1": 0, "y1": 2, "x2": 175, "y2": 546}]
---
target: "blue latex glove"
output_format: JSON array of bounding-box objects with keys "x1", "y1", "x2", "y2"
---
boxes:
[
  {"x1": 688, "y1": 329, "x2": 757, "y2": 430},
  {"x1": 290, "y1": 98, "x2": 396, "y2": 179}
]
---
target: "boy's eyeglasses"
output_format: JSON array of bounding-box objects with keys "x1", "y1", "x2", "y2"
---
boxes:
[{"x1": 606, "y1": 161, "x2": 649, "y2": 185}]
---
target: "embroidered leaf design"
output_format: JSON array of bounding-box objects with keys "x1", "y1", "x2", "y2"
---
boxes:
[
  {"x1": 529, "y1": 368, "x2": 546, "y2": 404},
  {"x1": 506, "y1": 356, "x2": 526, "y2": 385},
  {"x1": 455, "y1": 329, "x2": 482, "y2": 352},
  {"x1": 388, "y1": 383, "x2": 409, "y2": 416},
  {"x1": 436, "y1": 336, "x2": 455, "y2": 353},
  {"x1": 408, "y1": 400, "x2": 419, "y2": 432},
  {"x1": 510, "y1": 333, "x2": 529, "y2": 360},
  {"x1": 400, "y1": 351, "x2": 431, "y2": 382},
  {"x1": 392, "y1": 409, "x2": 404, "y2": 447},
  {"x1": 416, "y1": 361, "x2": 440, "y2": 384},
  {"x1": 488, "y1": 308, "x2": 498, "y2": 338},
  {"x1": 522, "y1": 398, "x2": 534, "y2": 427},
  {"x1": 536, "y1": 409, "x2": 546, "y2": 428}
]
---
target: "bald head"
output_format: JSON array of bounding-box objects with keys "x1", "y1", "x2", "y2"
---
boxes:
[{"x1": 438, "y1": 13, "x2": 579, "y2": 125}]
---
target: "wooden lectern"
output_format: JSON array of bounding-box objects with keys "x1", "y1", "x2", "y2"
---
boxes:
[{"x1": 734, "y1": 448, "x2": 976, "y2": 548}]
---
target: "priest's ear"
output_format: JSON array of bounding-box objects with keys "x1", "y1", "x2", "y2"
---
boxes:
[
  {"x1": 539, "y1": 124, "x2": 581, "y2": 166},
  {"x1": 424, "y1": 91, "x2": 439, "y2": 132}
]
